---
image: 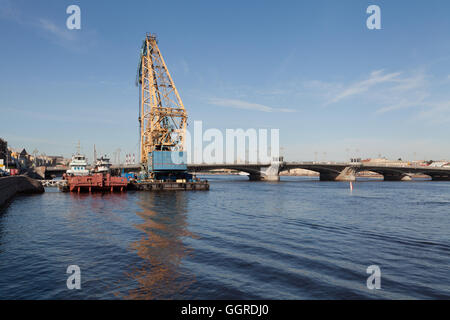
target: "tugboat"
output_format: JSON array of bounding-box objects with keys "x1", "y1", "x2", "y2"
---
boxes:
[
  {"x1": 92, "y1": 155, "x2": 112, "y2": 174},
  {"x1": 66, "y1": 143, "x2": 90, "y2": 176}
]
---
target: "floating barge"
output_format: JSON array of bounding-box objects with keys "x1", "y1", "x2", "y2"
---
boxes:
[
  {"x1": 58, "y1": 173, "x2": 209, "y2": 193},
  {"x1": 59, "y1": 173, "x2": 128, "y2": 193},
  {"x1": 129, "y1": 179, "x2": 209, "y2": 191}
]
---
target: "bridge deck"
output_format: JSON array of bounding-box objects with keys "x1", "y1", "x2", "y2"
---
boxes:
[{"x1": 44, "y1": 162, "x2": 450, "y2": 181}]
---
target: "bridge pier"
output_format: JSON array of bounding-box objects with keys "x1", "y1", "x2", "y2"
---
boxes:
[
  {"x1": 247, "y1": 172, "x2": 281, "y2": 181},
  {"x1": 319, "y1": 167, "x2": 356, "y2": 181},
  {"x1": 245, "y1": 160, "x2": 282, "y2": 181},
  {"x1": 261, "y1": 174, "x2": 280, "y2": 181},
  {"x1": 258, "y1": 160, "x2": 281, "y2": 181}
]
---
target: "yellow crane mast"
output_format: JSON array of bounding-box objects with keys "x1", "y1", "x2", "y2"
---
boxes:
[{"x1": 137, "y1": 33, "x2": 187, "y2": 166}]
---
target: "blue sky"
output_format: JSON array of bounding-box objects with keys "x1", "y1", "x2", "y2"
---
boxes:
[{"x1": 1, "y1": 0, "x2": 450, "y2": 162}]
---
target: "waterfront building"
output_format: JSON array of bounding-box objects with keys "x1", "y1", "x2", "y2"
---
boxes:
[{"x1": 0, "y1": 138, "x2": 7, "y2": 163}]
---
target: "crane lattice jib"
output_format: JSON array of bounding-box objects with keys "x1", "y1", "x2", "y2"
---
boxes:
[{"x1": 137, "y1": 33, "x2": 187, "y2": 165}]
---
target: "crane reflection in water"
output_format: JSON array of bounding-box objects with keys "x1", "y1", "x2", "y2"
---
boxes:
[{"x1": 116, "y1": 192, "x2": 198, "y2": 299}]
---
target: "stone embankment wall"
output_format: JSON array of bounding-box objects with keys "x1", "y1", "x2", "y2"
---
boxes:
[{"x1": 0, "y1": 176, "x2": 45, "y2": 208}]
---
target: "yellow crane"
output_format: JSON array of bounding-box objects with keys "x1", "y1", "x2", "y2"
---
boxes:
[{"x1": 136, "y1": 33, "x2": 187, "y2": 167}]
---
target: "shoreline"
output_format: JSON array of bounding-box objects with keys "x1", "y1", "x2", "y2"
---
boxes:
[{"x1": 0, "y1": 176, "x2": 45, "y2": 209}]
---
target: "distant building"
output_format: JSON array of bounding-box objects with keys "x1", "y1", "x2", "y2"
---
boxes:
[
  {"x1": 0, "y1": 138, "x2": 6, "y2": 171},
  {"x1": 0, "y1": 138, "x2": 7, "y2": 162},
  {"x1": 18, "y1": 148, "x2": 31, "y2": 168},
  {"x1": 9, "y1": 150, "x2": 19, "y2": 161}
]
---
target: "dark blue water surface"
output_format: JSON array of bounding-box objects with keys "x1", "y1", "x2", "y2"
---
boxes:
[{"x1": 0, "y1": 176, "x2": 449, "y2": 299}]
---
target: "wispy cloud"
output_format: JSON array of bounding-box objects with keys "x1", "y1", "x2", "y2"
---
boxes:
[
  {"x1": 376, "y1": 93, "x2": 428, "y2": 114},
  {"x1": 293, "y1": 67, "x2": 450, "y2": 125},
  {"x1": 38, "y1": 18, "x2": 77, "y2": 42},
  {"x1": 327, "y1": 70, "x2": 401, "y2": 104},
  {"x1": 375, "y1": 71, "x2": 429, "y2": 114},
  {"x1": 307, "y1": 69, "x2": 435, "y2": 115},
  {"x1": 334, "y1": 69, "x2": 450, "y2": 123},
  {"x1": 209, "y1": 98, "x2": 295, "y2": 113}
]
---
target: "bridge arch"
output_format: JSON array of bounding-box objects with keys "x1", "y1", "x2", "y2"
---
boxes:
[{"x1": 282, "y1": 164, "x2": 356, "y2": 181}]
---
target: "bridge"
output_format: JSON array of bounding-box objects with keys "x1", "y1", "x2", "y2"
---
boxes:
[
  {"x1": 42, "y1": 161, "x2": 450, "y2": 181},
  {"x1": 187, "y1": 161, "x2": 450, "y2": 181},
  {"x1": 113, "y1": 161, "x2": 450, "y2": 181}
]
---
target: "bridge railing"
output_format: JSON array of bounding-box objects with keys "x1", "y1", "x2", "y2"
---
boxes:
[{"x1": 360, "y1": 163, "x2": 450, "y2": 170}]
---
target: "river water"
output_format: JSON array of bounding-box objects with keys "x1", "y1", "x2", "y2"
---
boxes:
[{"x1": 0, "y1": 176, "x2": 449, "y2": 299}]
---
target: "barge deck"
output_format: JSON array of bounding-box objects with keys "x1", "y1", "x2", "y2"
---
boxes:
[
  {"x1": 59, "y1": 174, "x2": 128, "y2": 193},
  {"x1": 130, "y1": 180, "x2": 209, "y2": 191}
]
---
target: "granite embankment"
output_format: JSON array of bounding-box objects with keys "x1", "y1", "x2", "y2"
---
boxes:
[{"x1": 0, "y1": 176, "x2": 45, "y2": 208}]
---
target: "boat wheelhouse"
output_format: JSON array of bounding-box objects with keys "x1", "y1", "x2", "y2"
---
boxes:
[
  {"x1": 93, "y1": 156, "x2": 112, "y2": 174},
  {"x1": 66, "y1": 153, "x2": 89, "y2": 176}
]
